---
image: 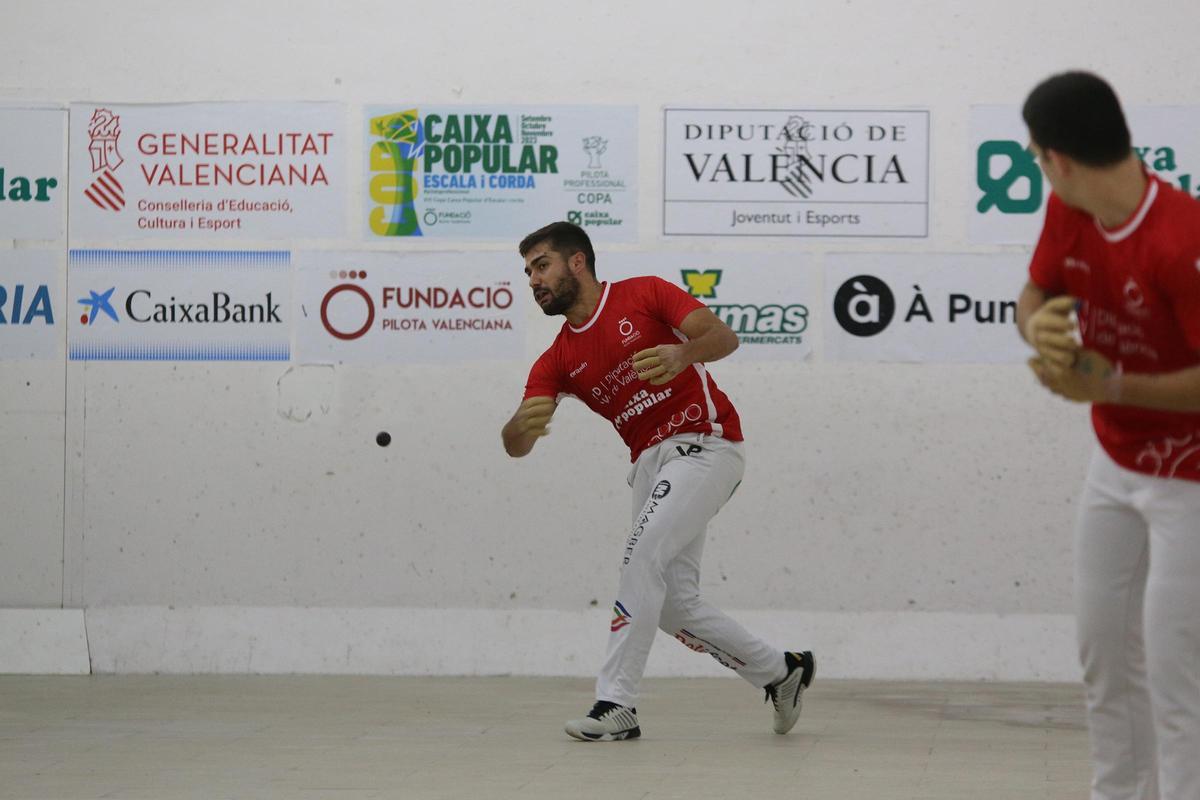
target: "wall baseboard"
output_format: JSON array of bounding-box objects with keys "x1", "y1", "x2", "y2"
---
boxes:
[
  {"x1": 0, "y1": 609, "x2": 89, "y2": 674},
  {"x1": 62, "y1": 607, "x2": 1080, "y2": 682}
]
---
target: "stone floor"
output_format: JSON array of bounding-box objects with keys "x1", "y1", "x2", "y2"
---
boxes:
[{"x1": 0, "y1": 675, "x2": 1090, "y2": 799}]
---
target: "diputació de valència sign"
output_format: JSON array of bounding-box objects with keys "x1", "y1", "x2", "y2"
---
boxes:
[{"x1": 663, "y1": 108, "x2": 929, "y2": 238}]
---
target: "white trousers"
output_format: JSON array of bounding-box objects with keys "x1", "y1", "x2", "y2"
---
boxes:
[
  {"x1": 595, "y1": 433, "x2": 785, "y2": 708},
  {"x1": 1076, "y1": 447, "x2": 1200, "y2": 800}
]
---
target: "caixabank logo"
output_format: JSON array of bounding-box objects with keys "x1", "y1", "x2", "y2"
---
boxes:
[
  {"x1": 68, "y1": 250, "x2": 289, "y2": 361},
  {"x1": 680, "y1": 269, "x2": 808, "y2": 345},
  {"x1": 77, "y1": 287, "x2": 282, "y2": 326}
]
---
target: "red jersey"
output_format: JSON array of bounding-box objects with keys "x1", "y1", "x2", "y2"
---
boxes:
[
  {"x1": 523, "y1": 276, "x2": 743, "y2": 462},
  {"x1": 1029, "y1": 175, "x2": 1200, "y2": 481}
]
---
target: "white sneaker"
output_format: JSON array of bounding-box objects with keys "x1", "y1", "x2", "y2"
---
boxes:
[
  {"x1": 764, "y1": 650, "x2": 815, "y2": 734},
  {"x1": 565, "y1": 701, "x2": 641, "y2": 742}
]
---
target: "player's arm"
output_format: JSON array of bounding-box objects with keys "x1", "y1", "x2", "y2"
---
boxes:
[
  {"x1": 501, "y1": 395, "x2": 558, "y2": 458},
  {"x1": 1030, "y1": 350, "x2": 1200, "y2": 412},
  {"x1": 633, "y1": 307, "x2": 738, "y2": 386},
  {"x1": 1016, "y1": 281, "x2": 1079, "y2": 368},
  {"x1": 1112, "y1": 366, "x2": 1200, "y2": 412}
]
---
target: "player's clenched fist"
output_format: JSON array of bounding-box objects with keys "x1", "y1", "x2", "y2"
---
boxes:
[
  {"x1": 513, "y1": 396, "x2": 558, "y2": 437},
  {"x1": 501, "y1": 395, "x2": 559, "y2": 458},
  {"x1": 1028, "y1": 349, "x2": 1119, "y2": 404},
  {"x1": 633, "y1": 345, "x2": 688, "y2": 386},
  {"x1": 1023, "y1": 295, "x2": 1080, "y2": 369}
]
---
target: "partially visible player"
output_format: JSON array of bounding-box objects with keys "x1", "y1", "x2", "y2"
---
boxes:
[
  {"x1": 1016, "y1": 71, "x2": 1200, "y2": 800},
  {"x1": 502, "y1": 221, "x2": 813, "y2": 741}
]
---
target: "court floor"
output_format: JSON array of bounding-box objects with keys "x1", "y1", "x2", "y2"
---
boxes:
[{"x1": 1, "y1": 675, "x2": 1089, "y2": 799}]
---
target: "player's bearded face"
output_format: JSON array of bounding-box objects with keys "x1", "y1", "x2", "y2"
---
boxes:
[{"x1": 534, "y1": 262, "x2": 581, "y2": 316}]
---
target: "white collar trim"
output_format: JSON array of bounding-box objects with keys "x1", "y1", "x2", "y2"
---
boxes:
[
  {"x1": 1095, "y1": 179, "x2": 1158, "y2": 243},
  {"x1": 568, "y1": 282, "x2": 610, "y2": 334}
]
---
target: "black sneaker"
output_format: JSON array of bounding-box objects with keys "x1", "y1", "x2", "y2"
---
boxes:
[
  {"x1": 763, "y1": 650, "x2": 815, "y2": 734},
  {"x1": 564, "y1": 700, "x2": 641, "y2": 742}
]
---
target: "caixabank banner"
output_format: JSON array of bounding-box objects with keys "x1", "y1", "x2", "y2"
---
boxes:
[
  {"x1": 363, "y1": 105, "x2": 637, "y2": 241},
  {"x1": 971, "y1": 105, "x2": 1200, "y2": 244},
  {"x1": 663, "y1": 108, "x2": 929, "y2": 237},
  {"x1": 68, "y1": 250, "x2": 290, "y2": 361},
  {"x1": 68, "y1": 103, "x2": 345, "y2": 240},
  {"x1": 823, "y1": 253, "x2": 1029, "y2": 363},
  {"x1": 594, "y1": 252, "x2": 817, "y2": 361},
  {"x1": 0, "y1": 249, "x2": 63, "y2": 360},
  {"x1": 294, "y1": 251, "x2": 524, "y2": 364},
  {"x1": 0, "y1": 106, "x2": 66, "y2": 240}
]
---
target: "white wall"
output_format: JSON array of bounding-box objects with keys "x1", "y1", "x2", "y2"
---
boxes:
[{"x1": 2, "y1": 0, "x2": 1194, "y2": 677}]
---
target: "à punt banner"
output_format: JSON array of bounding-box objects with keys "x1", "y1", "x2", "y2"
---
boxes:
[{"x1": 68, "y1": 103, "x2": 346, "y2": 241}]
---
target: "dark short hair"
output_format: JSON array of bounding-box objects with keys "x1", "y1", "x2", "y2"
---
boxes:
[
  {"x1": 518, "y1": 221, "x2": 596, "y2": 276},
  {"x1": 1022, "y1": 71, "x2": 1131, "y2": 167}
]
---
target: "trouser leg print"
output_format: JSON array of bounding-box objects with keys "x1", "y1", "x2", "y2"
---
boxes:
[{"x1": 596, "y1": 435, "x2": 783, "y2": 707}]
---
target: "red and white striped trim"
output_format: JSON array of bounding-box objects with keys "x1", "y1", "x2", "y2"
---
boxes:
[
  {"x1": 568, "y1": 282, "x2": 610, "y2": 334},
  {"x1": 1095, "y1": 178, "x2": 1157, "y2": 243}
]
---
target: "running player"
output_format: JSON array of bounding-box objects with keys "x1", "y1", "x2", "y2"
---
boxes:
[
  {"x1": 1017, "y1": 71, "x2": 1200, "y2": 800},
  {"x1": 502, "y1": 221, "x2": 814, "y2": 741}
]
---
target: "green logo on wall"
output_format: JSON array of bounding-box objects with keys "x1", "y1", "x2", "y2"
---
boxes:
[
  {"x1": 367, "y1": 109, "x2": 424, "y2": 237},
  {"x1": 977, "y1": 138, "x2": 1199, "y2": 217},
  {"x1": 976, "y1": 140, "x2": 1042, "y2": 214},
  {"x1": 679, "y1": 269, "x2": 807, "y2": 340}
]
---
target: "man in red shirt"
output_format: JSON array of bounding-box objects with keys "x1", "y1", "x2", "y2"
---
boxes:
[
  {"x1": 1017, "y1": 72, "x2": 1200, "y2": 800},
  {"x1": 502, "y1": 221, "x2": 813, "y2": 741}
]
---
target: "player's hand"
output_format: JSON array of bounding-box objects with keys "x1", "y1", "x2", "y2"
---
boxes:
[
  {"x1": 512, "y1": 396, "x2": 557, "y2": 438},
  {"x1": 633, "y1": 345, "x2": 688, "y2": 386},
  {"x1": 1023, "y1": 295, "x2": 1080, "y2": 368},
  {"x1": 1028, "y1": 349, "x2": 1119, "y2": 404}
]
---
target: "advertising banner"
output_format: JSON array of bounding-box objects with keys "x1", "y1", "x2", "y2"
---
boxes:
[
  {"x1": 598, "y1": 252, "x2": 817, "y2": 361},
  {"x1": 364, "y1": 105, "x2": 636, "y2": 241},
  {"x1": 294, "y1": 251, "x2": 524, "y2": 364},
  {"x1": 69, "y1": 103, "x2": 345, "y2": 240},
  {"x1": 0, "y1": 107, "x2": 66, "y2": 240},
  {"x1": 68, "y1": 250, "x2": 290, "y2": 361},
  {"x1": 970, "y1": 104, "x2": 1200, "y2": 244},
  {"x1": 824, "y1": 253, "x2": 1029, "y2": 363},
  {"x1": 664, "y1": 108, "x2": 929, "y2": 237},
  {"x1": 0, "y1": 249, "x2": 63, "y2": 359}
]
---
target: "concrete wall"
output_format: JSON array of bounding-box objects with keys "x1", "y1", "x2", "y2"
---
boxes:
[{"x1": 2, "y1": 0, "x2": 1192, "y2": 678}]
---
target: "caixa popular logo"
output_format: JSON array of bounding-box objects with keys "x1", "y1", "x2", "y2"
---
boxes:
[
  {"x1": 0, "y1": 284, "x2": 55, "y2": 325},
  {"x1": 978, "y1": 138, "x2": 1199, "y2": 215},
  {"x1": 77, "y1": 286, "x2": 282, "y2": 324},
  {"x1": 319, "y1": 270, "x2": 516, "y2": 340},
  {"x1": 976, "y1": 140, "x2": 1043, "y2": 214}
]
